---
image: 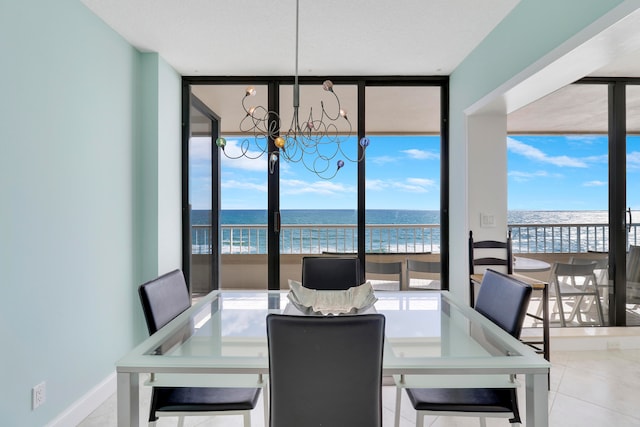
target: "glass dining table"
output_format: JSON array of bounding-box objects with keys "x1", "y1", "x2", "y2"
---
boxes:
[{"x1": 116, "y1": 290, "x2": 550, "y2": 427}]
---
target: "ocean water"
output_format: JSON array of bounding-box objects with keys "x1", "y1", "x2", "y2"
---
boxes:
[
  {"x1": 192, "y1": 209, "x2": 441, "y2": 225},
  {"x1": 190, "y1": 209, "x2": 640, "y2": 255},
  {"x1": 192, "y1": 209, "x2": 613, "y2": 226}
]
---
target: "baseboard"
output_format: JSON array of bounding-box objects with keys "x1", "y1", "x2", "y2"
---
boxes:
[
  {"x1": 550, "y1": 326, "x2": 640, "y2": 351},
  {"x1": 46, "y1": 372, "x2": 116, "y2": 427}
]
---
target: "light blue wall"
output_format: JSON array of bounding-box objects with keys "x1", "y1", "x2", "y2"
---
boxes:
[
  {"x1": 451, "y1": 0, "x2": 625, "y2": 110},
  {"x1": 0, "y1": 0, "x2": 181, "y2": 425}
]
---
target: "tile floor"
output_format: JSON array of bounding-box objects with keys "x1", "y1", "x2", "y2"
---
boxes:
[{"x1": 79, "y1": 348, "x2": 640, "y2": 427}]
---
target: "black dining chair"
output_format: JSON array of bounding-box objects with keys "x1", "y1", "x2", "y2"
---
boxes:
[
  {"x1": 266, "y1": 313, "x2": 385, "y2": 427},
  {"x1": 395, "y1": 269, "x2": 532, "y2": 427},
  {"x1": 139, "y1": 269, "x2": 262, "y2": 427},
  {"x1": 301, "y1": 256, "x2": 361, "y2": 290}
]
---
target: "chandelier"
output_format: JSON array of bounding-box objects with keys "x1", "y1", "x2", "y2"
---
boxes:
[{"x1": 215, "y1": 0, "x2": 369, "y2": 180}]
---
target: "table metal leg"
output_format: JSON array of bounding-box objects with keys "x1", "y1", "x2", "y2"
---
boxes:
[
  {"x1": 525, "y1": 372, "x2": 549, "y2": 427},
  {"x1": 117, "y1": 372, "x2": 139, "y2": 427}
]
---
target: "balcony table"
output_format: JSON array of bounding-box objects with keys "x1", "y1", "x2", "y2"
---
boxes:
[
  {"x1": 116, "y1": 290, "x2": 550, "y2": 427},
  {"x1": 514, "y1": 256, "x2": 551, "y2": 272}
]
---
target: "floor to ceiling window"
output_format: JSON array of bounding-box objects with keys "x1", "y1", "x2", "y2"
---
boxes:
[
  {"x1": 183, "y1": 77, "x2": 448, "y2": 292},
  {"x1": 507, "y1": 78, "x2": 640, "y2": 327},
  {"x1": 364, "y1": 85, "x2": 444, "y2": 290}
]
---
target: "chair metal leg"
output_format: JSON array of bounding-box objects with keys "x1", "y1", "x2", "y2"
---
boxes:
[
  {"x1": 263, "y1": 384, "x2": 269, "y2": 427},
  {"x1": 479, "y1": 417, "x2": 487, "y2": 427},
  {"x1": 394, "y1": 387, "x2": 402, "y2": 427},
  {"x1": 243, "y1": 411, "x2": 251, "y2": 427},
  {"x1": 554, "y1": 281, "x2": 567, "y2": 327},
  {"x1": 177, "y1": 416, "x2": 185, "y2": 427},
  {"x1": 416, "y1": 411, "x2": 424, "y2": 427}
]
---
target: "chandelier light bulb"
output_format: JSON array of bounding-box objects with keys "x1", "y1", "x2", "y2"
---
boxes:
[
  {"x1": 248, "y1": 106, "x2": 256, "y2": 116},
  {"x1": 339, "y1": 109, "x2": 347, "y2": 118},
  {"x1": 322, "y1": 80, "x2": 334, "y2": 92},
  {"x1": 245, "y1": 86, "x2": 256, "y2": 97},
  {"x1": 337, "y1": 160, "x2": 345, "y2": 170},
  {"x1": 274, "y1": 136, "x2": 286, "y2": 149},
  {"x1": 359, "y1": 137, "x2": 370, "y2": 148},
  {"x1": 216, "y1": 137, "x2": 227, "y2": 148}
]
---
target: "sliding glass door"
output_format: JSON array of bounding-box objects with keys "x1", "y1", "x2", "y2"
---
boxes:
[{"x1": 183, "y1": 77, "x2": 449, "y2": 292}]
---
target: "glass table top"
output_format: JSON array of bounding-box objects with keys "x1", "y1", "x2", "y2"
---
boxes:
[{"x1": 121, "y1": 290, "x2": 548, "y2": 375}]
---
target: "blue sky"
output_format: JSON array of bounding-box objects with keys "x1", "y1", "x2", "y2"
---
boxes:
[{"x1": 189, "y1": 134, "x2": 640, "y2": 211}]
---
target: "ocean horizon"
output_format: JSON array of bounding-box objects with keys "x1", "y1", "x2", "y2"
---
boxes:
[
  {"x1": 189, "y1": 209, "x2": 638, "y2": 254},
  {"x1": 191, "y1": 209, "x2": 612, "y2": 226}
]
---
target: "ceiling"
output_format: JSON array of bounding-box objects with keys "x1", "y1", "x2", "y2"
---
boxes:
[{"x1": 82, "y1": 0, "x2": 640, "y2": 133}]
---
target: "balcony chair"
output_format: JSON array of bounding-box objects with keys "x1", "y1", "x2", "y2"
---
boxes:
[
  {"x1": 266, "y1": 313, "x2": 385, "y2": 427},
  {"x1": 627, "y1": 246, "x2": 640, "y2": 304},
  {"x1": 395, "y1": 269, "x2": 532, "y2": 427},
  {"x1": 468, "y1": 230, "x2": 513, "y2": 306},
  {"x1": 406, "y1": 259, "x2": 441, "y2": 290},
  {"x1": 549, "y1": 262, "x2": 604, "y2": 326},
  {"x1": 569, "y1": 256, "x2": 609, "y2": 310},
  {"x1": 301, "y1": 256, "x2": 361, "y2": 290},
  {"x1": 365, "y1": 260, "x2": 403, "y2": 290},
  {"x1": 138, "y1": 269, "x2": 262, "y2": 427}
]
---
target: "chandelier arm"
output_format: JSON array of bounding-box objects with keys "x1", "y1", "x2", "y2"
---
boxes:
[
  {"x1": 224, "y1": 0, "x2": 367, "y2": 179},
  {"x1": 220, "y1": 137, "x2": 269, "y2": 160},
  {"x1": 319, "y1": 90, "x2": 343, "y2": 121}
]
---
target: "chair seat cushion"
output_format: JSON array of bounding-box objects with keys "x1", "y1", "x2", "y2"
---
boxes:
[
  {"x1": 154, "y1": 387, "x2": 260, "y2": 412},
  {"x1": 406, "y1": 388, "x2": 515, "y2": 413}
]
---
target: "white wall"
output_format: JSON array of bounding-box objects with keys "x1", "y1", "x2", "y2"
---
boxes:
[
  {"x1": 0, "y1": 0, "x2": 182, "y2": 425},
  {"x1": 138, "y1": 54, "x2": 183, "y2": 282}
]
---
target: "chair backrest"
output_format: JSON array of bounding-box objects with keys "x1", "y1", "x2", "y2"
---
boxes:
[
  {"x1": 627, "y1": 246, "x2": 640, "y2": 282},
  {"x1": 266, "y1": 313, "x2": 385, "y2": 427},
  {"x1": 553, "y1": 262, "x2": 597, "y2": 288},
  {"x1": 138, "y1": 269, "x2": 191, "y2": 334},
  {"x1": 365, "y1": 261, "x2": 403, "y2": 289},
  {"x1": 570, "y1": 256, "x2": 608, "y2": 285},
  {"x1": 474, "y1": 269, "x2": 532, "y2": 337},
  {"x1": 406, "y1": 259, "x2": 441, "y2": 289},
  {"x1": 407, "y1": 259, "x2": 441, "y2": 274},
  {"x1": 468, "y1": 230, "x2": 513, "y2": 275},
  {"x1": 301, "y1": 256, "x2": 361, "y2": 290}
]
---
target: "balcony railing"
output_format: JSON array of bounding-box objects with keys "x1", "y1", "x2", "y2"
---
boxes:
[{"x1": 191, "y1": 223, "x2": 639, "y2": 255}]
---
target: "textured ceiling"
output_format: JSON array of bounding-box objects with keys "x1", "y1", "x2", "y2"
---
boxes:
[{"x1": 82, "y1": 0, "x2": 640, "y2": 133}]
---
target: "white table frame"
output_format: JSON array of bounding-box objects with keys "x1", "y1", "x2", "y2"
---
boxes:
[{"x1": 116, "y1": 290, "x2": 549, "y2": 427}]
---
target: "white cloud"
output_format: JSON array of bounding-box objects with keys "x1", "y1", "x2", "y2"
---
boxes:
[
  {"x1": 508, "y1": 170, "x2": 551, "y2": 182},
  {"x1": 406, "y1": 177, "x2": 436, "y2": 187},
  {"x1": 402, "y1": 149, "x2": 439, "y2": 160},
  {"x1": 365, "y1": 179, "x2": 389, "y2": 191},
  {"x1": 628, "y1": 151, "x2": 640, "y2": 170},
  {"x1": 219, "y1": 139, "x2": 268, "y2": 172},
  {"x1": 370, "y1": 155, "x2": 397, "y2": 165},
  {"x1": 583, "y1": 180, "x2": 606, "y2": 187},
  {"x1": 281, "y1": 179, "x2": 355, "y2": 195},
  {"x1": 221, "y1": 180, "x2": 267, "y2": 192},
  {"x1": 366, "y1": 177, "x2": 435, "y2": 193},
  {"x1": 507, "y1": 138, "x2": 587, "y2": 167},
  {"x1": 190, "y1": 136, "x2": 212, "y2": 161}
]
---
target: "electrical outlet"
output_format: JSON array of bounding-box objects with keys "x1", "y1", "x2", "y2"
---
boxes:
[{"x1": 32, "y1": 381, "x2": 46, "y2": 410}]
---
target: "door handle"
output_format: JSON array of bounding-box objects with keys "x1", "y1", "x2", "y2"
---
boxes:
[{"x1": 274, "y1": 211, "x2": 281, "y2": 233}]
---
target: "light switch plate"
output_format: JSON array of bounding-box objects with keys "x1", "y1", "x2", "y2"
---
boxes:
[{"x1": 480, "y1": 213, "x2": 496, "y2": 228}]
